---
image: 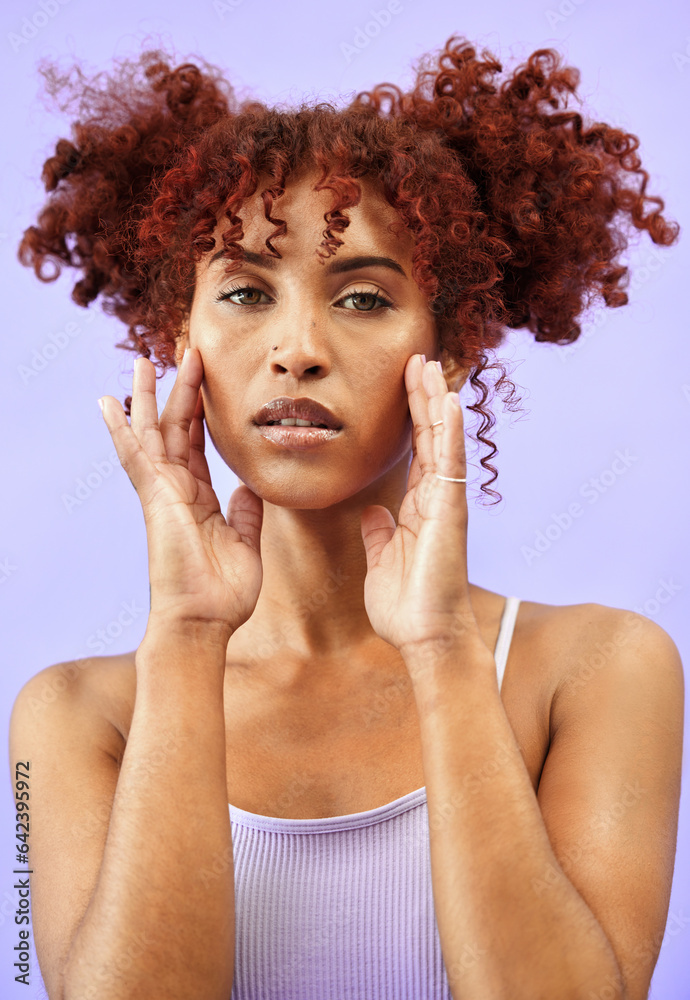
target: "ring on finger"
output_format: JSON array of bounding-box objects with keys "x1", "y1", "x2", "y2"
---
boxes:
[{"x1": 431, "y1": 420, "x2": 443, "y2": 428}]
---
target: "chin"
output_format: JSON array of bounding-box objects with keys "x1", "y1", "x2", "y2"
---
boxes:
[{"x1": 242, "y1": 478, "x2": 358, "y2": 511}]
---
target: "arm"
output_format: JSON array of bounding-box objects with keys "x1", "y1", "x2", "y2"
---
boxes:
[
  {"x1": 402, "y1": 606, "x2": 684, "y2": 1000},
  {"x1": 10, "y1": 622, "x2": 235, "y2": 1000}
]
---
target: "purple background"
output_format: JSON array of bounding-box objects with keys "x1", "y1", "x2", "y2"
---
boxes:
[{"x1": 1, "y1": 0, "x2": 688, "y2": 996}]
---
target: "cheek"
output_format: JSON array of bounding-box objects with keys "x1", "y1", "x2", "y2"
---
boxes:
[
  {"x1": 357, "y1": 380, "x2": 413, "y2": 462},
  {"x1": 195, "y1": 358, "x2": 253, "y2": 453},
  {"x1": 361, "y1": 347, "x2": 406, "y2": 396}
]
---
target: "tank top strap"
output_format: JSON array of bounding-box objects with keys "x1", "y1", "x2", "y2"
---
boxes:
[{"x1": 493, "y1": 596, "x2": 520, "y2": 693}]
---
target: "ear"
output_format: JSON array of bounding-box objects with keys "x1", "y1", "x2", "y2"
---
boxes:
[
  {"x1": 173, "y1": 315, "x2": 190, "y2": 368},
  {"x1": 435, "y1": 346, "x2": 471, "y2": 392},
  {"x1": 441, "y1": 359, "x2": 471, "y2": 392},
  {"x1": 456, "y1": 368, "x2": 471, "y2": 391}
]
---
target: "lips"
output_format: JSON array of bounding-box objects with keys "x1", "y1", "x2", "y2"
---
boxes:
[{"x1": 254, "y1": 396, "x2": 342, "y2": 430}]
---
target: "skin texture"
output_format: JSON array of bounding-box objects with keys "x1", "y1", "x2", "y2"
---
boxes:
[{"x1": 174, "y1": 167, "x2": 472, "y2": 686}]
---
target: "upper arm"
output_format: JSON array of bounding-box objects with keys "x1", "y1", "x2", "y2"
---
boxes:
[
  {"x1": 8, "y1": 661, "x2": 123, "y2": 1000},
  {"x1": 536, "y1": 606, "x2": 684, "y2": 1000}
]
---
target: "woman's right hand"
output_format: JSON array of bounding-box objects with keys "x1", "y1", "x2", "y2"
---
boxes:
[{"x1": 98, "y1": 347, "x2": 264, "y2": 638}]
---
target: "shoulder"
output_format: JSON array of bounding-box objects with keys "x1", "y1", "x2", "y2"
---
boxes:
[
  {"x1": 477, "y1": 589, "x2": 622, "y2": 680},
  {"x1": 11, "y1": 653, "x2": 136, "y2": 755},
  {"x1": 487, "y1": 592, "x2": 683, "y2": 733},
  {"x1": 506, "y1": 593, "x2": 681, "y2": 673},
  {"x1": 535, "y1": 601, "x2": 685, "y2": 738}
]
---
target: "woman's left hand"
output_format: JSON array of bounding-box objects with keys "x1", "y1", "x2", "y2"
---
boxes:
[{"x1": 360, "y1": 354, "x2": 489, "y2": 666}]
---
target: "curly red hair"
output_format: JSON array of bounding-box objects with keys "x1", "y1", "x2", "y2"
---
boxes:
[{"x1": 19, "y1": 37, "x2": 679, "y2": 504}]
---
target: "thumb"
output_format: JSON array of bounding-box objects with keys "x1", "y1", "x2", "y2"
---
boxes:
[
  {"x1": 360, "y1": 504, "x2": 396, "y2": 572},
  {"x1": 226, "y1": 483, "x2": 264, "y2": 556}
]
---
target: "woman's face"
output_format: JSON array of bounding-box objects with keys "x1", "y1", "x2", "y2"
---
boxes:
[{"x1": 185, "y1": 168, "x2": 440, "y2": 509}]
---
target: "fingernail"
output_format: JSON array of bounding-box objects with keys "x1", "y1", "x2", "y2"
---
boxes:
[
  {"x1": 452, "y1": 392, "x2": 462, "y2": 407},
  {"x1": 420, "y1": 354, "x2": 427, "y2": 365},
  {"x1": 97, "y1": 397, "x2": 104, "y2": 413},
  {"x1": 183, "y1": 347, "x2": 188, "y2": 363},
  {"x1": 435, "y1": 361, "x2": 443, "y2": 373}
]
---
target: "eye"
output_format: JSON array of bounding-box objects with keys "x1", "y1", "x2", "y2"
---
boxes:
[
  {"x1": 215, "y1": 283, "x2": 269, "y2": 305},
  {"x1": 214, "y1": 282, "x2": 394, "y2": 312},
  {"x1": 335, "y1": 286, "x2": 394, "y2": 313}
]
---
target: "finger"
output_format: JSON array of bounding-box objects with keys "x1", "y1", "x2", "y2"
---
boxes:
[
  {"x1": 98, "y1": 395, "x2": 162, "y2": 504},
  {"x1": 156, "y1": 348, "x2": 207, "y2": 471},
  {"x1": 187, "y1": 385, "x2": 213, "y2": 487},
  {"x1": 405, "y1": 353, "x2": 435, "y2": 483},
  {"x1": 435, "y1": 391, "x2": 468, "y2": 502},
  {"x1": 433, "y1": 392, "x2": 471, "y2": 603},
  {"x1": 130, "y1": 356, "x2": 168, "y2": 464},
  {"x1": 421, "y1": 361, "x2": 448, "y2": 471},
  {"x1": 360, "y1": 503, "x2": 397, "y2": 572},
  {"x1": 403, "y1": 355, "x2": 422, "y2": 492},
  {"x1": 226, "y1": 483, "x2": 264, "y2": 556}
]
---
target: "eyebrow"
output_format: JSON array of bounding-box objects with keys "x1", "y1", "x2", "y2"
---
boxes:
[{"x1": 208, "y1": 248, "x2": 407, "y2": 278}]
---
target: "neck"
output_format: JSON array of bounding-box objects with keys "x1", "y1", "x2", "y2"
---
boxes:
[{"x1": 223, "y1": 450, "x2": 485, "y2": 690}]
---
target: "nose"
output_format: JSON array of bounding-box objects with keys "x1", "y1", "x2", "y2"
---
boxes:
[{"x1": 267, "y1": 320, "x2": 331, "y2": 378}]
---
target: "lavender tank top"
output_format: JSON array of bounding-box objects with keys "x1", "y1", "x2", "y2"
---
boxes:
[{"x1": 228, "y1": 596, "x2": 521, "y2": 999}]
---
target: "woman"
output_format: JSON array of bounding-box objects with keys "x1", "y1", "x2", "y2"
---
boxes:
[{"x1": 11, "y1": 35, "x2": 684, "y2": 1000}]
